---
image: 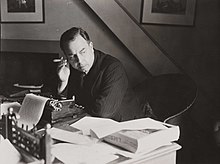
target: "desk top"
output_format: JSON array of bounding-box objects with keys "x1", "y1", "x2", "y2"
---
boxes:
[
  {"x1": 50, "y1": 142, "x2": 181, "y2": 164},
  {"x1": 0, "y1": 94, "x2": 181, "y2": 164}
]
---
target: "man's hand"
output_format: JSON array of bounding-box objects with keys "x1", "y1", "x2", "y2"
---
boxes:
[{"x1": 57, "y1": 58, "x2": 70, "y2": 82}]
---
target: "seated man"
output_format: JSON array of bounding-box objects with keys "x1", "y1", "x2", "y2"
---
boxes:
[{"x1": 56, "y1": 27, "x2": 154, "y2": 122}]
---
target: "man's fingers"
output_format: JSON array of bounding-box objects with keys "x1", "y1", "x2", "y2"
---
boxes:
[{"x1": 57, "y1": 58, "x2": 68, "y2": 69}]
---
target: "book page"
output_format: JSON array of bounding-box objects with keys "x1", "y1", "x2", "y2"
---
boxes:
[
  {"x1": 18, "y1": 93, "x2": 49, "y2": 130},
  {"x1": 71, "y1": 116, "x2": 120, "y2": 136},
  {"x1": 119, "y1": 129, "x2": 160, "y2": 139},
  {"x1": 48, "y1": 127, "x2": 98, "y2": 145},
  {"x1": 89, "y1": 117, "x2": 168, "y2": 139},
  {"x1": 120, "y1": 118, "x2": 168, "y2": 130}
]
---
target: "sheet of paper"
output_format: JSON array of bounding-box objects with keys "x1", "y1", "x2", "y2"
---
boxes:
[
  {"x1": 48, "y1": 127, "x2": 98, "y2": 145},
  {"x1": 51, "y1": 142, "x2": 118, "y2": 164},
  {"x1": 120, "y1": 117, "x2": 168, "y2": 130},
  {"x1": 71, "y1": 116, "x2": 120, "y2": 136},
  {"x1": 0, "y1": 102, "x2": 21, "y2": 115},
  {"x1": 80, "y1": 117, "x2": 168, "y2": 139},
  {"x1": 0, "y1": 139, "x2": 21, "y2": 164},
  {"x1": 18, "y1": 93, "x2": 49, "y2": 130}
]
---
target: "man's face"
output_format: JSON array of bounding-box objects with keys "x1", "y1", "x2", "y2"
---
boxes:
[{"x1": 63, "y1": 34, "x2": 94, "y2": 74}]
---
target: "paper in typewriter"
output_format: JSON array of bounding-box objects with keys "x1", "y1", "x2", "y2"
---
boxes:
[{"x1": 18, "y1": 93, "x2": 49, "y2": 130}]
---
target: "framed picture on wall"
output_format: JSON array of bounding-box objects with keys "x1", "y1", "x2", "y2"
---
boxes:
[
  {"x1": 0, "y1": 0, "x2": 44, "y2": 23},
  {"x1": 141, "y1": 0, "x2": 196, "y2": 26}
]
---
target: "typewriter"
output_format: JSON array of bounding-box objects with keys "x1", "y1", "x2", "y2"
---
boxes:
[{"x1": 39, "y1": 98, "x2": 86, "y2": 128}]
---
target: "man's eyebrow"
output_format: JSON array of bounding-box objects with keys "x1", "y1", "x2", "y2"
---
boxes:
[
  {"x1": 67, "y1": 53, "x2": 74, "y2": 56},
  {"x1": 79, "y1": 48, "x2": 86, "y2": 53},
  {"x1": 67, "y1": 47, "x2": 85, "y2": 57}
]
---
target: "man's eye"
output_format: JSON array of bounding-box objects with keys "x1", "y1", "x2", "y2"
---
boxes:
[
  {"x1": 81, "y1": 50, "x2": 86, "y2": 54},
  {"x1": 68, "y1": 55, "x2": 75, "y2": 60}
]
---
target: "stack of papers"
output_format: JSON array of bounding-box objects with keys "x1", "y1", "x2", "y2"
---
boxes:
[
  {"x1": 70, "y1": 117, "x2": 180, "y2": 154},
  {"x1": 50, "y1": 117, "x2": 180, "y2": 163},
  {"x1": 71, "y1": 116, "x2": 172, "y2": 138}
]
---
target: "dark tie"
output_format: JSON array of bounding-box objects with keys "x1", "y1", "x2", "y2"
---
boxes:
[{"x1": 80, "y1": 73, "x2": 86, "y2": 89}]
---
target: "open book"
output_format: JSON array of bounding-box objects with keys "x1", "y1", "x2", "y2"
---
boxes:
[{"x1": 71, "y1": 117, "x2": 180, "y2": 154}]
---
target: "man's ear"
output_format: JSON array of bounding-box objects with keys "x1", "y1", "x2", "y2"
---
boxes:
[{"x1": 89, "y1": 41, "x2": 93, "y2": 48}]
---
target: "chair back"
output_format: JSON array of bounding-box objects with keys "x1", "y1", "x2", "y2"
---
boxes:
[{"x1": 146, "y1": 73, "x2": 197, "y2": 123}]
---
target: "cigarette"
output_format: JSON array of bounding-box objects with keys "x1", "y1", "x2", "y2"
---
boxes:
[
  {"x1": 59, "y1": 99, "x2": 74, "y2": 103},
  {"x1": 53, "y1": 57, "x2": 67, "y2": 63},
  {"x1": 53, "y1": 58, "x2": 63, "y2": 63}
]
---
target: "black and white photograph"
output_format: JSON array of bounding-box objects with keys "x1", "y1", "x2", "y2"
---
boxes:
[
  {"x1": 7, "y1": 0, "x2": 36, "y2": 13},
  {"x1": 151, "y1": 0, "x2": 187, "y2": 15},
  {"x1": 1, "y1": 0, "x2": 44, "y2": 23},
  {"x1": 141, "y1": 0, "x2": 196, "y2": 25},
  {"x1": 0, "y1": 0, "x2": 219, "y2": 164}
]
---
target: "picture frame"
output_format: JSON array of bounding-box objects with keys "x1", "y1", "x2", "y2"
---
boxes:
[
  {"x1": 141, "y1": 0, "x2": 196, "y2": 26},
  {"x1": 0, "y1": 0, "x2": 44, "y2": 23}
]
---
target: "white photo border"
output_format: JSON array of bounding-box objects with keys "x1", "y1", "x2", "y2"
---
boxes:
[
  {"x1": 1, "y1": 0, "x2": 44, "y2": 23},
  {"x1": 141, "y1": 0, "x2": 196, "y2": 26}
]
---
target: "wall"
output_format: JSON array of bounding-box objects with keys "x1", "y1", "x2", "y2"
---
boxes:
[
  {"x1": 119, "y1": 0, "x2": 220, "y2": 130},
  {"x1": 147, "y1": 1, "x2": 220, "y2": 126},
  {"x1": 1, "y1": 0, "x2": 148, "y2": 86},
  {"x1": 144, "y1": 1, "x2": 220, "y2": 109},
  {"x1": 84, "y1": 0, "x2": 181, "y2": 76}
]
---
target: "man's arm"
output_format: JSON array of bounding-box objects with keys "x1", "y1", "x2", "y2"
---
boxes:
[
  {"x1": 57, "y1": 80, "x2": 69, "y2": 95},
  {"x1": 57, "y1": 60, "x2": 70, "y2": 95},
  {"x1": 85, "y1": 62, "x2": 128, "y2": 120}
]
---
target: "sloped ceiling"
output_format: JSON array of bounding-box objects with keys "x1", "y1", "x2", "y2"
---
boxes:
[{"x1": 84, "y1": 0, "x2": 180, "y2": 75}]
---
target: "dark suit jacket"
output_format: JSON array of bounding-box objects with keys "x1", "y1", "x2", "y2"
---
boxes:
[{"x1": 63, "y1": 49, "x2": 145, "y2": 121}]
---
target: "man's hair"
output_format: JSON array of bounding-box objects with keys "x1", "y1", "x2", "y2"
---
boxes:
[{"x1": 60, "y1": 27, "x2": 90, "y2": 51}]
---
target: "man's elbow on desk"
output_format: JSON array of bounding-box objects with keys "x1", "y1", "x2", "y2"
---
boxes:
[{"x1": 85, "y1": 106, "x2": 119, "y2": 121}]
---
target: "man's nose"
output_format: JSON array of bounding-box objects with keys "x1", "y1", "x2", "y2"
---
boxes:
[{"x1": 76, "y1": 54, "x2": 83, "y2": 64}]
